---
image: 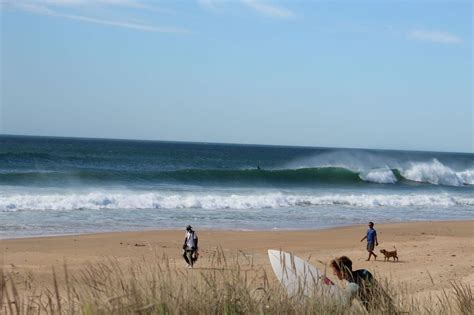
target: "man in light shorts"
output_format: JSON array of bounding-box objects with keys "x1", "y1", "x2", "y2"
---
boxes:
[{"x1": 360, "y1": 221, "x2": 378, "y2": 261}]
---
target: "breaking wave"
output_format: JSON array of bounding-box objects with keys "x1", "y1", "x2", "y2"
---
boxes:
[
  {"x1": 359, "y1": 169, "x2": 398, "y2": 184},
  {"x1": 400, "y1": 159, "x2": 473, "y2": 186},
  {"x1": 1, "y1": 191, "x2": 473, "y2": 212},
  {"x1": 1, "y1": 160, "x2": 472, "y2": 187}
]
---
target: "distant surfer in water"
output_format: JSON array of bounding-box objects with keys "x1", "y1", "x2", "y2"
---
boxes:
[
  {"x1": 330, "y1": 256, "x2": 396, "y2": 313},
  {"x1": 182, "y1": 225, "x2": 198, "y2": 268},
  {"x1": 361, "y1": 221, "x2": 378, "y2": 261},
  {"x1": 257, "y1": 165, "x2": 261, "y2": 170}
]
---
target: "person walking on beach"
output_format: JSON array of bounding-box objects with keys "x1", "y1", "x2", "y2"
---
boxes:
[
  {"x1": 182, "y1": 225, "x2": 198, "y2": 268},
  {"x1": 330, "y1": 256, "x2": 396, "y2": 313},
  {"x1": 361, "y1": 221, "x2": 378, "y2": 261}
]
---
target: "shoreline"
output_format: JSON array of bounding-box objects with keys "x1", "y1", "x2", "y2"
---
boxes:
[
  {"x1": 2, "y1": 220, "x2": 473, "y2": 300},
  {"x1": 2, "y1": 219, "x2": 473, "y2": 241}
]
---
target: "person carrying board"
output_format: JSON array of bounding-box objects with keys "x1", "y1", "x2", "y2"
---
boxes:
[{"x1": 330, "y1": 256, "x2": 397, "y2": 313}]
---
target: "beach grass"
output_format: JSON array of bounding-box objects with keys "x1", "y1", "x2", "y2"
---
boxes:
[{"x1": 1, "y1": 248, "x2": 472, "y2": 315}]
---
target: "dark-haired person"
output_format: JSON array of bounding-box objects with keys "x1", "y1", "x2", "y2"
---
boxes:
[
  {"x1": 330, "y1": 256, "x2": 396, "y2": 313},
  {"x1": 182, "y1": 225, "x2": 198, "y2": 268},
  {"x1": 361, "y1": 221, "x2": 378, "y2": 261}
]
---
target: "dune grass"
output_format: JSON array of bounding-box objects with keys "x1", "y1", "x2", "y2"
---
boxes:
[{"x1": 1, "y1": 248, "x2": 472, "y2": 314}]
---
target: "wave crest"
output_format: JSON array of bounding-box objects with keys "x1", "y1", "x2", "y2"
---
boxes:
[
  {"x1": 1, "y1": 191, "x2": 472, "y2": 212},
  {"x1": 457, "y1": 169, "x2": 474, "y2": 185},
  {"x1": 0, "y1": 162, "x2": 472, "y2": 187},
  {"x1": 359, "y1": 169, "x2": 398, "y2": 184},
  {"x1": 401, "y1": 159, "x2": 468, "y2": 186}
]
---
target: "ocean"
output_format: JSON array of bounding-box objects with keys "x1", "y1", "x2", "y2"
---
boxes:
[{"x1": 1, "y1": 135, "x2": 473, "y2": 239}]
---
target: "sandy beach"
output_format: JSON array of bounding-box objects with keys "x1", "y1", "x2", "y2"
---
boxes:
[{"x1": 2, "y1": 220, "x2": 473, "y2": 302}]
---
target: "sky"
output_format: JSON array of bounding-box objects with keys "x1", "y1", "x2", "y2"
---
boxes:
[{"x1": 0, "y1": 0, "x2": 472, "y2": 153}]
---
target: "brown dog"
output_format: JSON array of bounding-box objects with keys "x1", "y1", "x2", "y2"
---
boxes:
[{"x1": 380, "y1": 248, "x2": 398, "y2": 261}]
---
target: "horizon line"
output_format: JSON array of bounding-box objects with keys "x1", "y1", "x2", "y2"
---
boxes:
[{"x1": 1, "y1": 133, "x2": 472, "y2": 155}]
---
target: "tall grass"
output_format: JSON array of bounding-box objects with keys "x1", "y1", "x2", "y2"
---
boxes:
[{"x1": 1, "y1": 248, "x2": 472, "y2": 314}]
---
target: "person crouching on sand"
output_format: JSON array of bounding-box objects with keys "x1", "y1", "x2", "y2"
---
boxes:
[
  {"x1": 330, "y1": 256, "x2": 396, "y2": 313},
  {"x1": 360, "y1": 221, "x2": 378, "y2": 261},
  {"x1": 183, "y1": 225, "x2": 198, "y2": 268}
]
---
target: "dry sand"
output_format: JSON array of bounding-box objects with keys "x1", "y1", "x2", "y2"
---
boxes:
[{"x1": 1, "y1": 221, "x2": 473, "y2": 299}]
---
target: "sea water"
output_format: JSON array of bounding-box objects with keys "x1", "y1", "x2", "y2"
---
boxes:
[{"x1": 1, "y1": 135, "x2": 473, "y2": 238}]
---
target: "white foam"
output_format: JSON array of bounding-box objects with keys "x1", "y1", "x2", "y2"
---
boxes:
[
  {"x1": 359, "y1": 169, "x2": 397, "y2": 184},
  {"x1": 401, "y1": 159, "x2": 465, "y2": 186},
  {"x1": 457, "y1": 169, "x2": 474, "y2": 185},
  {"x1": 1, "y1": 191, "x2": 472, "y2": 212}
]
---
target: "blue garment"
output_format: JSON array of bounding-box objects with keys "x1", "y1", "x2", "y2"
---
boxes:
[{"x1": 367, "y1": 228, "x2": 377, "y2": 243}]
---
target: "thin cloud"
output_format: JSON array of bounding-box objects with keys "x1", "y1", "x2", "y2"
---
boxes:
[
  {"x1": 10, "y1": 2, "x2": 55, "y2": 14},
  {"x1": 408, "y1": 29, "x2": 463, "y2": 44},
  {"x1": 55, "y1": 12, "x2": 189, "y2": 33},
  {"x1": 27, "y1": 0, "x2": 148, "y2": 9},
  {"x1": 1, "y1": 0, "x2": 146, "y2": 9},
  {"x1": 198, "y1": 0, "x2": 218, "y2": 11},
  {"x1": 2, "y1": 0, "x2": 188, "y2": 33},
  {"x1": 37, "y1": 0, "x2": 175, "y2": 14},
  {"x1": 242, "y1": 0, "x2": 294, "y2": 19}
]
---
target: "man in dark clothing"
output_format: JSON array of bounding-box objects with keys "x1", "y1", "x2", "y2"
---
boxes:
[
  {"x1": 330, "y1": 256, "x2": 396, "y2": 313},
  {"x1": 182, "y1": 225, "x2": 198, "y2": 268}
]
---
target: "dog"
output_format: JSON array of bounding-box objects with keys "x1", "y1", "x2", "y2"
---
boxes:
[{"x1": 380, "y1": 247, "x2": 398, "y2": 261}]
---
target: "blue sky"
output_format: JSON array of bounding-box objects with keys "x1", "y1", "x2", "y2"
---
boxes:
[{"x1": 0, "y1": 0, "x2": 472, "y2": 152}]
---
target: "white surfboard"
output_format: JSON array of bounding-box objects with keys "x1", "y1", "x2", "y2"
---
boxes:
[{"x1": 268, "y1": 250, "x2": 358, "y2": 305}]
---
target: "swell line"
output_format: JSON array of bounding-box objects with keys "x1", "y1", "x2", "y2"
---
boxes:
[{"x1": 0, "y1": 165, "x2": 472, "y2": 187}]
